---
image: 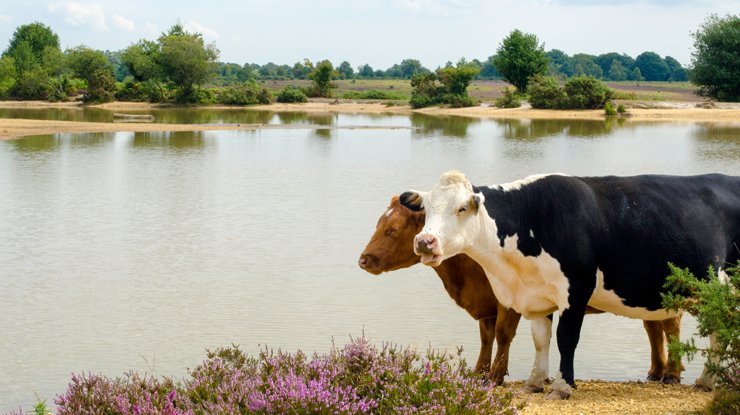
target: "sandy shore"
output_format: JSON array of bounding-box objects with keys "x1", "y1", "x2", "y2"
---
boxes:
[
  {"x1": 0, "y1": 100, "x2": 738, "y2": 140},
  {"x1": 508, "y1": 380, "x2": 713, "y2": 415}
]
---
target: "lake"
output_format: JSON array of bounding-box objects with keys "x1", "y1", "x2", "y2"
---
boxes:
[{"x1": 0, "y1": 109, "x2": 738, "y2": 410}]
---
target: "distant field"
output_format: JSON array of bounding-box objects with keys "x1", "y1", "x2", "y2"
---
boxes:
[{"x1": 257, "y1": 79, "x2": 701, "y2": 103}]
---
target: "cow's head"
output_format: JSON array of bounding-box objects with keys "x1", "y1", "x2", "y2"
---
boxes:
[
  {"x1": 400, "y1": 170, "x2": 483, "y2": 267},
  {"x1": 358, "y1": 196, "x2": 425, "y2": 274}
]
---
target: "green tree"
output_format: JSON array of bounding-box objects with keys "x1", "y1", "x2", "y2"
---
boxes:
[
  {"x1": 291, "y1": 60, "x2": 312, "y2": 80},
  {"x1": 157, "y1": 24, "x2": 220, "y2": 102},
  {"x1": 630, "y1": 67, "x2": 644, "y2": 82},
  {"x1": 663, "y1": 56, "x2": 688, "y2": 82},
  {"x1": 690, "y1": 14, "x2": 740, "y2": 101},
  {"x1": 493, "y1": 29, "x2": 548, "y2": 92},
  {"x1": 607, "y1": 59, "x2": 627, "y2": 81},
  {"x1": 65, "y1": 46, "x2": 116, "y2": 103},
  {"x1": 337, "y1": 61, "x2": 354, "y2": 79},
  {"x1": 436, "y1": 61, "x2": 480, "y2": 107},
  {"x1": 2, "y1": 22, "x2": 62, "y2": 99},
  {"x1": 595, "y1": 52, "x2": 635, "y2": 77},
  {"x1": 636, "y1": 51, "x2": 670, "y2": 81},
  {"x1": 66, "y1": 46, "x2": 112, "y2": 82},
  {"x1": 308, "y1": 59, "x2": 337, "y2": 97},
  {"x1": 357, "y1": 64, "x2": 374, "y2": 78},
  {"x1": 0, "y1": 56, "x2": 16, "y2": 98}
]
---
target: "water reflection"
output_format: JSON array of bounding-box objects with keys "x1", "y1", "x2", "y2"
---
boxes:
[
  {"x1": 131, "y1": 131, "x2": 210, "y2": 149},
  {"x1": 275, "y1": 112, "x2": 336, "y2": 126},
  {"x1": 410, "y1": 114, "x2": 477, "y2": 138},
  {"x1": 495, "y1": 118, "x2": 625, "y2": 140},
  {"x1": 691, "y1": 124, "x2": 740, "y2": 161},
  {"x1": 5, "y1": 133, "x2": 117, "y2": 152}
]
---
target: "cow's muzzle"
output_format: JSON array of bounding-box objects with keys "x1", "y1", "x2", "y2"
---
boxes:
[{"x1": 414, "y1": 233, "x2": 443, "y2": 266}]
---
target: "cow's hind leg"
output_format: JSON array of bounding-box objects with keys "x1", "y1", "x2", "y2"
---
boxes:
[
  {"x1": 488, "y1": 306, "x2": 521, "y2": 386},
  {"x1": 474, "y1": 317, "x2": 496, "y2": 376},
  {"x1": 661, "y1": 315, "x2": 684, "y2": 384},
  {"x1": 525, "y1": 316, "x2": 552, "y2": 393},
  {"x1": 643, "y1": 320, "x2": 667, "y2": 381}
]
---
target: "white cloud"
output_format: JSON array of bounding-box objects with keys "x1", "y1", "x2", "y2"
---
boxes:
[
  {"x1": 47, "y1": 1, "x2": 107, "y2": 30},
  {"x1": 112, "y1": 14, "x2": 135, "y2": 31},
  {"x1": 397, "y1": 0, "x2": 481, "y2": 17},
  {"x1": 0, "y1": 14, "x2": 11, "y2": 23},
  {"x1": 183, "y1": 20, "x2": 219, "y2": 40}
]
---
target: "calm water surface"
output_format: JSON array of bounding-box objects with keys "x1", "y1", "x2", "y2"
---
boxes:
[{"x1": 1, "y1": 111, "x2": 738, "y2": 409}]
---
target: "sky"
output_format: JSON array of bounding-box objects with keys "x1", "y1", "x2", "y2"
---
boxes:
[{"x1": 0, "y1": 0, "x2": 738, "y2": 69}]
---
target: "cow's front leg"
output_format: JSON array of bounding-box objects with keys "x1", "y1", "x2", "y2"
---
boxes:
[
  {"x1": 525, "y1": 315, "x2": 552, "y2": 393},
  {"x1": 474, "y1": 317, "x2": 496, "y2": 375},
  {"x1": 548, "y1": 295, "x2": 589, "y2": 400}
]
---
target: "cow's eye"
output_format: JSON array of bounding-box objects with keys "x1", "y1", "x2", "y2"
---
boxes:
[
  {"x1": 384, "y1": 227, "x2": 397, "y2": 236},
  {"x1": 457, "y1": 206, "x2": 467, "y2": 214}
]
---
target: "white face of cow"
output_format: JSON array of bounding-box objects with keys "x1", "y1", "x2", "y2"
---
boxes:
[{"x1": 400, "y1": 171, "x2": 484, "y2": 267}]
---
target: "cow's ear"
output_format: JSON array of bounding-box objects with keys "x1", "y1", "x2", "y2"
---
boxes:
[
  {"x1": 470, "y1": 193, "x2": 483, "y2": 212},
  {"x1": 400, "y1": 191, "x2": 424, "y2": 212}
]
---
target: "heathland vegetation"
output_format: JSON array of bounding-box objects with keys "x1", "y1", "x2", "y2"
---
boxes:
[{"x1": 1, "y1": 14, "x2": 737, "y2": 108}]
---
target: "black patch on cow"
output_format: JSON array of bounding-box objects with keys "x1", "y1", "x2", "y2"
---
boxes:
[{"x1": 399, "y1": 191, "x2": 423, "y2": 212}]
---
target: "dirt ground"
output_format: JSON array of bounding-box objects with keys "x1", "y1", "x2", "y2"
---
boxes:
[{"x1": 507, "y1": 380, "x2": 713, "y2": 415}]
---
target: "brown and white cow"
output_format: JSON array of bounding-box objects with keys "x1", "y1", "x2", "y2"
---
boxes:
[{"x1": 359, "y1": 195, "x2": 683, "y2": 390}]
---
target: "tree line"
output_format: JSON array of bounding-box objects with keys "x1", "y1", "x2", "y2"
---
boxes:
[{"x1": 0, "y1": 14, "x2": 736, "y2": 104}]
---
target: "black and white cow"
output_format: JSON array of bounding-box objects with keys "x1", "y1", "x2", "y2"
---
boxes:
[{"x1": 400, "y1": 171, "x2": 739, "y2": 399}]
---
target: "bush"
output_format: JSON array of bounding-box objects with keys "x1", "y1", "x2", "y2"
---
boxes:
[
  {"x1": 617, "y1": 104, "x2": 627, "y2": 114},
  {"x1": 341, "y1": 89, "x2": 406, "y2": 100},
  {"x1": 494, "y1": 87, "x2": 521, "y2": 108},
  {"x1": 83, "y1": 69, "x2": 116, "y2": 104},
  {"x1": 662, "y1": 262, "x2": 739, "y2": 410},
  {"x1": 277, "y1": 85, "x2": 308, "y2": 103},
  {"x1": 52, "y1": 337, "x2": 516, "y2": 415},
  {"x1": 527, "y1": 74, "x2": 565, "y2": 109},
  {"x1": 115, "y1": 80, "x2": 149, "y2": 102},
  {"x1": 563, "y1": 76, "x2": 615, "y2": 109},
  {"x1": 219, "y1": 81, "x2": 272, "y2": 105},
  {"x1": 604, "y1": 101, "x2": 617, "y2": 115}
]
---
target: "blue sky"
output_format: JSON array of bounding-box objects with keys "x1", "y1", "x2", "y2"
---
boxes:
[{"x1": 0, "y1": 0, "x2": 737, "y2": 68}]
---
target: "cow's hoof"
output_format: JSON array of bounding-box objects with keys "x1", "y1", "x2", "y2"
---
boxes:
[
  {"x1": 694, "y1": 373, "x2": 716, "y2": 392},
  {"x1": 546, "y1": 378, "x2": 572, "y2": 400},
  {"x1": 661, "y1": 376, "x2": 681, "y2": 385},
  {"x1": 646, "y1": 373, "x2": 662, "y2": 382},
  {"x1": 524, "y1": 383, "x2": 544, "y2": 393}
]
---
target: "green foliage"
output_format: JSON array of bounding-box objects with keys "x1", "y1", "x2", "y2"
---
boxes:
[
  {"x1": 0, "y1": 56, "x2": 16, "y2": 99},
  {"x1": 2, "y1": 22, "x2": 60, "y2": 72},
  {"x1": 604, "y1": 101, "x2": 617, "y2": 115},
  {"x1": 563, "y1": 76, "x2": 615, "y2": 109},
  {"x1": 409, "y1": 62, "x2": 479, "y2": 108},
  {"x1": 617, "y1": 104, "x2": 626, "y2": 114},
  {"x1": 277, "y1": 85, "x2": 309, "y2": 103},
  {"x1": 157, "y1": 24, "x2": 220, "y2": 102},
  {"x1": 83, "y1": 69, "x2": 116, "y2": 103},
  {"x1": 65, "y1": 46, "x2": 111, "y2": 82},
  {"x1": 341, "y1": 90, "x2": 406, "y2": 100},
  {"x1": 493, "y1": 29, "x2": 548, "y2": 92},
  {"x1": 528, "y1": 75, "x2": 614, "y2": 109},
  {"x1": 664, "y1": 56, "x2": 688, "y2": 82},
  {"x1": 32, "y1": 398, "x2": 48, "y2": 415},
  {"x1": 630, "y1": 67, "x2": 644, "y2": 82},
  {"x1": 662, "y1": 263, "x2": 740, "y2": 395},
  {"x1": 308, "y1": 60, "x2": 338, "y2": 98},
  {"x1": 13, "y1": 66, "x2": 50, "y2": 99},
  {"x1": 690, "y1": 14, "x2": 740, "y2": 101},
  {"x1": 636, "y1": 51, "x2": 670, "y2": 81},
  {"x1": 706, "y1": 389, "x2": 740, "y2": 415},
  {"x1": 527, "y1": 74, "x2": 566, "y2": 109},
  {"x1": 218, "y1": 80, "x2": 272, "y2": 105},
  {"x1": 337, "y1": 61, "x2": 354, "y2": 79},
  {"x1": 608, "y1": 60, "x2": 628, "y2": 81},
  {"x1": 494, "y1": 87, "x2": 521, "y2": 108},
  {"x1": 385, "y1": 59, "x2": 429, "y2": 79}
]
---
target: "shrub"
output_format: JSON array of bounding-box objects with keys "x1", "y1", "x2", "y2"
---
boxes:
[
  {"x1": 563, "y1": 76, "x2": 615, "y2": 109},
  {"x1": 494, "y1": 87, "x2": 521, "y2": 108},
  {"x1": 604, "y1": 101, "x2": 617, "y2": 115},
  {"x1": 617, "y1": 104, "x2": 627, "y2": 114},
  {"x1": 410, "y1": 72, "x2": 441, "y2": 108},
  {"x1": 83, "y1": 69, "x2": 116, "y2": 104},
  {"x1": 527, "y1": 74, "x2": 565, "y2": 109},
  {"x1": 277, "y1": 85, "x2": 308, "y2": 103},
  {"x1": 51, "y1": 336, "x2": 516, "y2": 415},
  {"x1": 218, "y1": 81, "x2": 272, "y2": 105},
  {"x1": 662, "y1": 262, "x2": 739, "y2": 411},
  {"x1": 341, "y1": 89, "x2": 406, "y2": 100},
  {"x1": 115, "y1": 80, "x2": 149, "y2": 102}
]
